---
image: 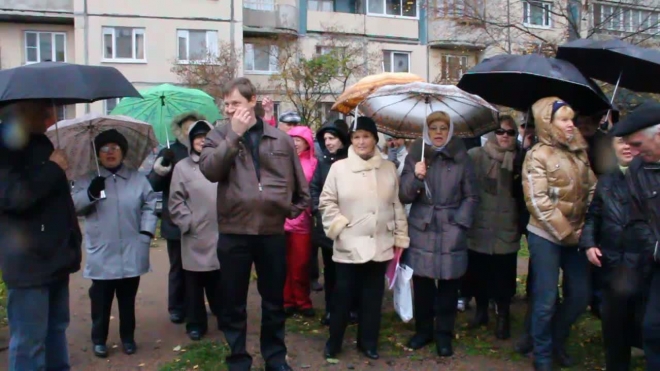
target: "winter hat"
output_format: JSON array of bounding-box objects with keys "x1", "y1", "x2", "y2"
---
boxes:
[
  {"x1": 188, "y1": 120, "x2": 212, "y2": 142},
  {"x1": 353, "y1": 116, "x2": 379, "y2": 143},
  {"x1": 94, "y1": 129, "x2": 128, "y2": 156},
  {"x1": 278, "y1": 111, "x2": 302, "y2": 124}
]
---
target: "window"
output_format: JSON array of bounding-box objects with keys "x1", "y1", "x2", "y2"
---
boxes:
[
  {"x1": 368, "y1": 0, "x2": 417, "y2": 18},
  {"x1": 56, "y1": 105, "x2": 66, "y2": 121},
  {"x1": 25, "y1": 32, "x2": 66, "y2": 64},
  {"x1": 383, "y1": 51, "x2": 411, "y2": 73},
  {"x1": 435, "y1": 0, "x2": 486, "y2": 19},
  {"x1": 309, "y1": 0, "x2": 335, "y2": 11},
  {"x1": 177, "y1": 30, "x2": 218, "y2": 63},
  {"x1": 244, "y1": 0, "x2": 275, "y2": 11},
  {"x1": 256, "y1": 100, "x2": 280, "y2": 120},
  {"x1": 440, "y1": 55, "x2": 468, "y2": 82},
  {"x1": 523, "y1": 1, "x2": 552, "y2": 27},
  {"x1": 594, "y1": 4, "x2": 659, "y2": 34},
  {"x1": 104, "y1": 98, "x2": 120, "y2": 115},
  {"x1": 316, "y1": 102, "x2": 345, "y2": 126},
  {"x1": 102, "y1": 27, "x2": 146, "y2": 62},
  {"x1": 244, "y1": 43, "x2": 278, "y2": 73}
]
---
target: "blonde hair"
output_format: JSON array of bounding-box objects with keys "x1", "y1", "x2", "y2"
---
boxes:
[
  {"x1": 552, "y1": 105, "x2": 575, "y2": 121},
  {"x1": 426, "y1": 111, "x2": 451, "y2": 127}
]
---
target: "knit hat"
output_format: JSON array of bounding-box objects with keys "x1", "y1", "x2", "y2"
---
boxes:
[
  {"x1": 188, "y1": 120, "x2": 212, "y2": 142},
  {"x1": 94, "y1": 129, "x2": 128, "y2": 156},
  {"x1": 278, "y1": 111, "x2": 302, "y2": 124},
  {"x1": 353, "y1": 116, "x2": 379, "y2": 143}
]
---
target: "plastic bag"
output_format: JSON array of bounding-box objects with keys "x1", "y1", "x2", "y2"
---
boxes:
[{"x1": 393, "y1": 264, "x2": 414, "y2": 322}]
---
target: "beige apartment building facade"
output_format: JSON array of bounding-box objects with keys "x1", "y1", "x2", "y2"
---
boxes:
[{"x1": 0, "y1": 0, "x2": 657, "y2": 121}]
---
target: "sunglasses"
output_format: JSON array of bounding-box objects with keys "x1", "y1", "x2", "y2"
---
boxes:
[{"x1": 495, "y1": 129, "x2": 516, "y2": 137}]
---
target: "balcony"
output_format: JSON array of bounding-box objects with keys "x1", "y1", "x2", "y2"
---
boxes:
[
  {"x1": 0, "y1": 0, "x2": 73, "y2": 23},
  {"x1": 243, "y1": 0, "x2": 298, "y2": 35}
]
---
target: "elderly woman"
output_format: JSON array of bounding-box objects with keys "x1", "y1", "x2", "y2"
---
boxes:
[
  {"x1": 465, "y1": 115, "x2": 522, "y2": 340},
  {"x1": 169, "y1": 120, "x2": 220, "y2": 341},
  {"x1": 73, "y1": 129, "x2": 157, "y2": 358},
  {"x1": 523, "y1": 98, "x2": 596, "y2": 371},
  {"x1": 320, "y1": 116, "x2": 409, "y2": 360},
  {"x1": 399, "y1": 111, "x2": 478, "y2": 357}
]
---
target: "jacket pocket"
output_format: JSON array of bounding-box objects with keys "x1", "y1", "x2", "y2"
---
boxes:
[{"x1": 408, "y1": 216, "x2": 427, "y2": 232}]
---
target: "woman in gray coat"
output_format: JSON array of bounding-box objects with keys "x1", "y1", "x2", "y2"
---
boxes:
[
  {"x1": 399, "y1": 111, "x2": 479, "y2": 358},
  {"x1": 72, "y1": 129, "x2": 157, "y2": 359},
  {"x1": 169, "y1": 120, "x2": 220, "y2": 341}
]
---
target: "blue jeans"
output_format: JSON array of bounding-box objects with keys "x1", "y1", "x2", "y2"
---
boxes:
[
  {"x1": 528, "y1": 233, "x2": 590, "y2": 365},
  {"x1": 7, "y1": 277, "x2": 71, "y2": 371}
]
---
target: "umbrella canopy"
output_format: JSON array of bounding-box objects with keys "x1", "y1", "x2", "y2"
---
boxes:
[
  {"x1": 45, "y1": 113, "x2": 159, "y2": 180},
  {"x1": 331, "y1": 72, "x2": 424, "y2": 115},
  {"x1": 0, "y1": 62, "x2": 140, "y2": 105},
  {"x1": 457, "y1": 54, "x2": 612, "y2": 115},
  {"x1": 361, "y1": 83, "x2": 499, "y2": 139},
  {"x1": 110, "y1": 84, "x2": 222, "y2": 145},
  {"x1": 556, "y1": 39, "x2": 660, "y2": 93}
]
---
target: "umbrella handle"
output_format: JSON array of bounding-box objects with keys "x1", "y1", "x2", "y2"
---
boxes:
[
  {"x1": 160, "y1": 94, "x2": 170, "y2": 149},
  {"x1": 91, "y1": 139, "x2": 101, "y2": 176},
  {"x1": 51, "y1": 101, "x2": 60, "y2": 148},
  {"x1": 605, "y1": 71, "x2": 623, "y2": 128}
]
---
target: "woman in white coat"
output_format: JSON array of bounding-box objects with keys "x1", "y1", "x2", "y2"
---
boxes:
[
  {"x1": 72, "y1": 129, "x2": 157, "y2": 358},
  {"x1": 320, "y1": 116, "x2": 409, "y2": 361}
]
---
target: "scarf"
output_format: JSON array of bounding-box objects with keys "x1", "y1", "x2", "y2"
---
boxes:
[
  {"x1": 619, "y1": 165, "x2": 628, "y2": 174},
  {"x1": 422, "y1": 120, "x2": 455, "y2": 152},
  {"x1": 483, "y1": 139, "x2": 516, "y2": 196}
]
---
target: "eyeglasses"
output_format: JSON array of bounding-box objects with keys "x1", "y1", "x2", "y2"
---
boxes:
[
  {"x1": 100, "y1": 144, "x2": 121, "y2": 153},
  {"x1": 428, "y1": 126, "x2": 449, "y2": 133},
  {"x1": 495, "y1": 129, "x2": 516, "y2": 137}
]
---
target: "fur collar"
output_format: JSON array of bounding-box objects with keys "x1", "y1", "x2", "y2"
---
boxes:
[{"x1": 346, "y1": 145, "x2": 383, "y2": 172}]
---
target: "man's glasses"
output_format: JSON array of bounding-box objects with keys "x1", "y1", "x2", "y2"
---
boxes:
[
  {"x1": 495, "y1": 129, "x2": 516, "y2": 137},
  {"x1": 100, "y1": 144, "x2": 121, "y2": 153}
]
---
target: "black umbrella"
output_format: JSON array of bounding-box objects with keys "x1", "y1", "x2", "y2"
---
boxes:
[
  {"x1": 556, "y1": 38, "x2": 660, "y2": 93},
  {"x1": 0, "y1": 62, "x2": 141, "y2": 105},
  {"x1": 457, "y1": 54, "x2": 612, "y2": 115}
]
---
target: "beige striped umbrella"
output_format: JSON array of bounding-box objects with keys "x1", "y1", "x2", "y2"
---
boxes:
[
  {"x1": 46, "y1": 113, "x2": 159, "y2": 180},
  {"x1": 331, "y1": 72, "x2": 424, "y2": 115}
]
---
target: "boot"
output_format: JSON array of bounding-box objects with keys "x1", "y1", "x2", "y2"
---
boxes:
[
  {"x1": 435, "y1": 333, "x2": 453, "y2": 357},
  {"x1": 468, "y1": 299, "x2": 489, "y2": 329},
  {"x1": 515, "y1": 333, "x2": 533, "y2": 355},
  {"x1": 495, "y1": 302, "x2": 511, "y2": 340}
]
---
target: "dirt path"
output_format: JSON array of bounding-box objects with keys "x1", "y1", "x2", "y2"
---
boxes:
[{"x1": 0, "y1": 240, "x2": 530, "y2": 371}]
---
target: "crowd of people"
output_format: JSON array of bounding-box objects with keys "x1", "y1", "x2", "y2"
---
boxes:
[{"x1": 3, "y1": 76, "x2": 660, "y2": 371}]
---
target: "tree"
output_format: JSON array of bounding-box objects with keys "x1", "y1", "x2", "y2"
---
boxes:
[{"x1": 171, "y1": 41, "x2": 241, "y2": 101}]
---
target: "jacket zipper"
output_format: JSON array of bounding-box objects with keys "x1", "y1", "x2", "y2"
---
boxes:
[{"x1": 113, "y1": 174, "x2": 125, "y2": 277}]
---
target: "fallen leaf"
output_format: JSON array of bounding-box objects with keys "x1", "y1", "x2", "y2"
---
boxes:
[
  {"x1": 327, "y1": 358, "x2": 340, "y2": 364},
  {"x1": 112, "y1": 345, "x2": 118, "y2": 349},
  {"x1": 138, "y1": 363, "x2": 145, "y2": 367},
  {"x1": 173, "y1": 345, "x2": 181, "y2": 352},
  {"x1": 193, "y1": 366, "x2": 199, "y2": 369}
]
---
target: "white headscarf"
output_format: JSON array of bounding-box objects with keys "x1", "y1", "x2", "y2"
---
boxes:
[{"x1": 423, "y1": 117, "x2": 455, "y2": 152}]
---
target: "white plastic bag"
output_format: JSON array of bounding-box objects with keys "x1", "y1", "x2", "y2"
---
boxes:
[{"x1": 393, "y1": 264, "x2": 414, "y2": 322}]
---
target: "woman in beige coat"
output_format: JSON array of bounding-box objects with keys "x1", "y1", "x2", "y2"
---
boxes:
[
  {"x1": 169, "y1": 120, "x2": 220, "y2": 341},
  {"x1": 320, "y1": 116, "x2": 409, "y2": 361}
]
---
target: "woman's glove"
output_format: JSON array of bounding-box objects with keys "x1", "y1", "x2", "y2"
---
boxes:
[
  {"x1": 87, "y1": 176, "x2": 105, "y2": 200},
  {"x1": 160, "y1": 149, "x2": 175, "y2": 167}
]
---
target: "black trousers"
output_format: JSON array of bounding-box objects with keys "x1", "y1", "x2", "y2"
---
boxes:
[
  {"x1": 602, "y1": 285, "x2": 644, "y2": 371},
  {"x1": 167, "y1": 239, "x2": 185, "y2": 316},
  {"x1": 328, "y1": 261, "x2": 387, "y2": 352},
  {"x1": 467, "y1": 250, "x2": 517, "y2": 307},
  {"x1": 217, "y1": 234, "x2": 287, "y2": 371},
  {"x1": 413, "y1": 276, "x2": 460, "y2": 339},
  {"x1": 310, "y1": 245, "x2": 320, "y2": 282},
  {"x1": 185, "y1": 269, "x2": 221, "y2": 334},
  {"x1": 89, "y1": 277, "x2": 140, "y2": 345},
  {"x1": 321, "y1": 248, "x2": 359, "y2": 314}
]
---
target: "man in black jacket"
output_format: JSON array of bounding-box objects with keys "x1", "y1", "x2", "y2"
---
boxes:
[
  {"x1": 148, "y1": 112, "x2": 206, "y2": 324},
  {"x1": 0, "y1": 101, "x2": 82, "y2": 370}
]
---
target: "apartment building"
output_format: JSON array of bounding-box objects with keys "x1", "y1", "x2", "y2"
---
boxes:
[{"x1": 0, "y1": 0, "x2": 656, "y2": 120}]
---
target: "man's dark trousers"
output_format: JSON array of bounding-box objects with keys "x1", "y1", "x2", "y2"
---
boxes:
[{"x1": 217, "y1": 234, "x2": 287, "y2": 371}]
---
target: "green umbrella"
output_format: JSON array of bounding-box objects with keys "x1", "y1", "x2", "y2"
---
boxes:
[{"x1": 110, "y1": 84, "x2": 222, "y2": 146}]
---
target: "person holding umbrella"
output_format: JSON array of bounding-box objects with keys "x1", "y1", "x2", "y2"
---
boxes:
[
  {"x1": 148, "y1": 112, "x2": 207, "y2": 324},
  {"x1": 72, "y1": 129, "x2": 157, "y2": 358},
  {"x1": 523, "y1": 98, "x2": 596, "y2": 371},
  {"x1": 0, "y1": 101, "x2": 82, "y2": 371}
]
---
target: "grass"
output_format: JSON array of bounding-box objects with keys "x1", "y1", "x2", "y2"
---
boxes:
[{"x1": 159, "y1": 340, "x2": 230, "y2": 371}]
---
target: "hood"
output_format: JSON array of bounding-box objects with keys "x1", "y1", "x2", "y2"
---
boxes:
[
  {"x1": 186, "y1": 120, "x2": 214, "y2": 154},
  {"x1": 288, "y1": 125, "x2": 315, "y2": 159},
  {"x1": 171, "y1": 111, "x2": 207, "y2": 144},
  {"x1": 531, "y1": 97, "x2": 588, "y2": 152},
  {"x1": 316, "y1": 119, "x2": 349, "y2": 154}
]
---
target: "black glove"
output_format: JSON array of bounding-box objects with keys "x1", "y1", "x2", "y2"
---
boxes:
[
  {"x1": 88, "y1": 176, "x2": 105, "y2": 200},
  {"x1": 160, "y1": 149, "x2": 175, "y2": 167}
]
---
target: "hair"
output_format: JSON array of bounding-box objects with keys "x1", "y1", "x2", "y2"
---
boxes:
[
  {"x1": 173, "y1": 112, "x2": 206, "y2": 128},
  {"x1": 499, "y1": 114, "x2": 516, "y2": 127},
  {"x1": 642, "y1": 123, "x2": 660, "y2": 138},
  {"x1": 222, "y1": 77, "x2": 257, "y2": 101},
  {"x1": 426, "y1": 111, "x2": 451, "y2": 127},
  {"x1": 13, "y1": 100, "x2": 52, "y2": 125},
  {"x1": 552, "y1": 105, "x2": 575, "y2": 121}
]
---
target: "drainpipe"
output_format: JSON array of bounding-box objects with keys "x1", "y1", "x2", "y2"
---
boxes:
[
  {"x1": 230, "y1": 0, "x2": 235, "y2": 52},
  {"x1": 84, "y1": 0, "x2": 90, "y2": 113}
]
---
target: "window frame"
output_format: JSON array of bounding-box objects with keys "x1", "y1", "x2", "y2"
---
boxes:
[
  {"x1": 56, "y1": 105, "x2": 67, "y2": 121},
  {"x1": 441, "y1": 54, "x2": 469, "y2": 81},
  {"x1": 244, "y1": 0, "x2": 275, "y2": 11},
  {"x1": 523, "y1": 0, "x2": 553, "y2": 28},
  {"x1": 382, "y1": 50, "x2": 411, "y2": 73},
  {"x1": 367, "y1": 0, "x2": 419, "y2": 19},
  {"x1": 104, "y1": 98, "x2": 121, "y2": 115},
  {"x1": 176, "y1": 29, "x2": 219, "y2": 64},
  {"x1": 102, "y1": 27, "x2": 147, "y2": 63},
  {"x1": 24, "y1": 31, "x2": 67, "y2": 64},
  {"x1": 309, "y1": 0, "x2": 335, "y2": 12},
  {"x1": 596, "y1": 4, "x2": 659, "y2": 34},
  {"x1": 243, "y1": 42, "x2": 279, "y2": 74}
]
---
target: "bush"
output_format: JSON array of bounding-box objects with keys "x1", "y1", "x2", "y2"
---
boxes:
[{"x1": 0, "y1": 272, "x2": 6, "y2": 326}]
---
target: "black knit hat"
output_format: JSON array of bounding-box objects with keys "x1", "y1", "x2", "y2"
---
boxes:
[
  {"x1": 353, "y1": 116, "x2": 379, "y2": 143},
  {"x1": 94, "y1": 129, "x2": 128, "y2": 156},
  {"x1": 188, "y1": 120, "x2": 212, "y2": 144}
]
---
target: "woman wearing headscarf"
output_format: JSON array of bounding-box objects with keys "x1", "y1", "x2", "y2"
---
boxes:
[
  {"x1": 523, "y1": 98, "x2": 596, "y2": 371},
  {"x1": 169, "y1": 120, "x2": 221, "y2": 341},
  {"x1": 399, "y1": 111, "x2": 478, "y2": 357},
  {"x1": 72, "y1": 129, "x2": 157, "y2": 358},
  {"x1": 320, "y1": 116, "x2": 409, "y2": 360},
  {"x1": 465, "y1": 115, "x2": 522, "y2": 340},
  {"x1": 310, "y1": 119, "x2": 356, "y2": 326},
  {"x1": 283, "y1": 125, "x2": 318, "y2": 317}
]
